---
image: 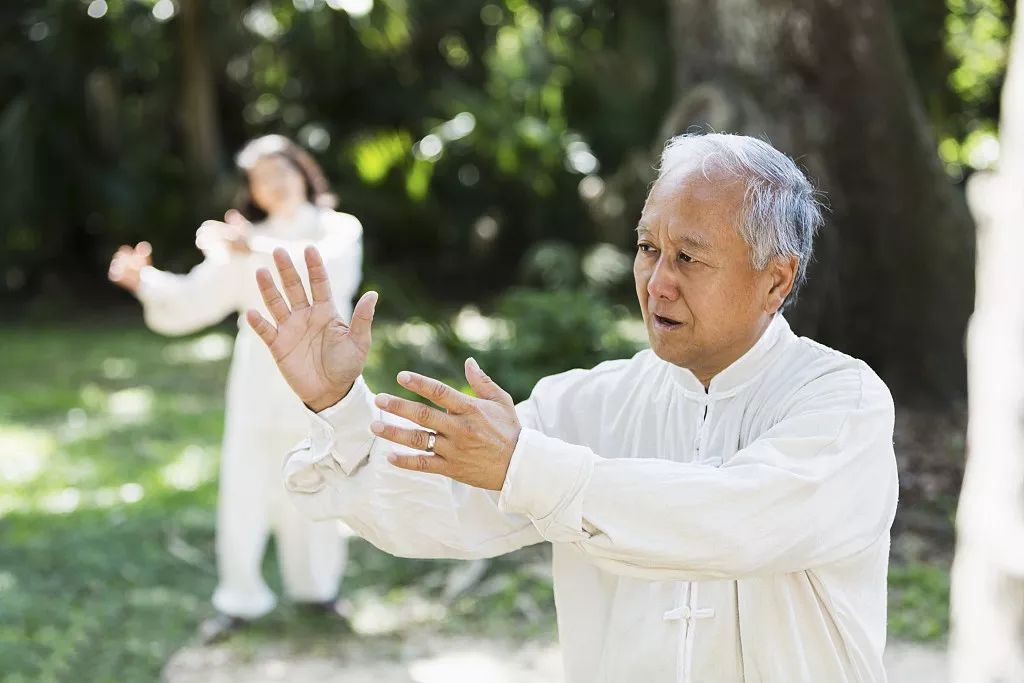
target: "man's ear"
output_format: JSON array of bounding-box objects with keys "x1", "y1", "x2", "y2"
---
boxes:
[{"x1": 765, "y1": 255, "x2": 798, "y2": 314}]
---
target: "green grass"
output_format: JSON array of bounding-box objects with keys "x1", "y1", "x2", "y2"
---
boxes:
[
  {"x1": 0, "y1": 325, "x2": 226, "y2": 682},
  {"x1": 0, "y1": 323, "x2": 950, "y2": 681},
  {"x1": 0, "y1": 323, "x2": 554, "y2": 682},
  {"x1": 887, "y1": 562, "x2": 951, "y2": 642}
]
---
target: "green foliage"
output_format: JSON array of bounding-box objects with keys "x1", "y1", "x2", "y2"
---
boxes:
[
  {"x1": 894, "y1": 0, "x2": 1015, "y2": 177},
  {"x1": 475, "y1": 288, "x2": 643, "y2": 400},
  {"x1": 888, "y1": 562, "x2": 952, "y2": 642},
  {"x1": 5, "y1": 0, "x2": 1009, "y2": 312},
  {"x1": 1, "y1": 0, "x2": 671, "y2": 309},
  {"x1": 362, "y1": 239, "x2": 644, "y2": 402}
]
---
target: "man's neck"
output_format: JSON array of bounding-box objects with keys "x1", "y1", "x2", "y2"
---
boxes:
[{"x1": 693, "y1": 315, "x2": 775, "y2": 389}]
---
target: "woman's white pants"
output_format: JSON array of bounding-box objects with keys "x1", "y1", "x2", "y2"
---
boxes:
[{"x1": 210, "y1": 415, "x2": 347, "y2": 619}]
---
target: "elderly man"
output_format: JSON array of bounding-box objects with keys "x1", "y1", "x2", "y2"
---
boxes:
[{"x1": 247, "y1": 133, "x2": 898, "y2": 682}]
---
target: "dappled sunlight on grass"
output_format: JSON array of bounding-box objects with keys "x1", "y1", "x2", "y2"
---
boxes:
[
  {"x1": 0, "y1": 326, "x2": 227, "y2": 521},
  {"x1": 0, "y1": 324, "x2": 231, "y2": 681},
  {"x1": 106, "y1": 386, "x2": 155, "y2": 422},
  {"x1": 160, "y1": 445, "x2": 218, "y2": 492},
  {"x1": 351, "y1": 589, "x2": 448, "y2": 634},
  {"x1": 0, "y1": 424, "x2": 56, "y2": 485},
  {"x1": 162, "y1": 332, "x2": 234, "y2": 365}
]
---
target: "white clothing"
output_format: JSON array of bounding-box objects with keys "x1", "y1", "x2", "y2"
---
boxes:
[
  {"x1": 284, "y1": 314, "x2": 899, "y2": 682},
  {"x1": 137, "y1": 203, "x2": 362, "y2": 618}
]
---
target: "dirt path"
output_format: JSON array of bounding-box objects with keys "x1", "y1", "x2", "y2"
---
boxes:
[{"x1": 163, "y1": 636, "x2": 946, "y2": 682}]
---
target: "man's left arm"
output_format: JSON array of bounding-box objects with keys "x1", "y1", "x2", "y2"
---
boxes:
[{"x1": 500, "y1": 367, "x2": 899, "y2": 581}]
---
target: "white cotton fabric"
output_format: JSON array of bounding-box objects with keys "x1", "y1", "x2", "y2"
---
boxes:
[
  {"x1": 283, "y1": 314, "x2": 899, "y2": 681},
  {"x1": 136, "y1": 203, "x2": 362, "y2": 618}
]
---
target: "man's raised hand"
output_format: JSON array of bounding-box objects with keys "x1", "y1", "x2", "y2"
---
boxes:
[{"x1": 247, "y1": 246, "x2": 377, "y2": 412}]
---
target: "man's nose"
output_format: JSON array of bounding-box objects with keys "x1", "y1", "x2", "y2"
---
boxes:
[{"x1": 647, "y1": 257, "x2": 678, "y2": 301}]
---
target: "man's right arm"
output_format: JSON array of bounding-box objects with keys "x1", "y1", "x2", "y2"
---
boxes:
[{"x1": 282, "y1": 375, "x2": 544, "y2": 560}]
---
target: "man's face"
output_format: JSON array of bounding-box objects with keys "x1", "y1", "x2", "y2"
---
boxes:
[{"x1": 633, "y1": 165, "x2": 791, "y2": 383}]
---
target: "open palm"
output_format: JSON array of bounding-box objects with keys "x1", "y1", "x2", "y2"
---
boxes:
[{"x1": 247, "y1": 247, "x2": 377, "y2": 412}]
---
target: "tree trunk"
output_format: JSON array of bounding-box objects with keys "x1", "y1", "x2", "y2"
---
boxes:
[
  {"x1": 180, "y1": 0, "x2": 222, "y2": 197},
  {"x1": 666, "y1": 0, "x2": 975, "y2": 403},
  {"x1": 950, "y1": 1, "x2": 1024, "y2": 678}
]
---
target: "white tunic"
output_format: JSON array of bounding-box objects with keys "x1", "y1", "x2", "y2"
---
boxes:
[
  {"x1": 136, "y1": 204, "x2": 362, "y2": 616},
  {"x1": 136, "y1": 204, "x2": 363, "y2": 424},
  {"x1": 284, "y1": 314, "x2": 899, "y2": 682}
]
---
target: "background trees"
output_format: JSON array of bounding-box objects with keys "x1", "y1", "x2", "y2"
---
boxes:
[{"x1": 2, "y1": 0, "x2": 1014, "y2": 402}]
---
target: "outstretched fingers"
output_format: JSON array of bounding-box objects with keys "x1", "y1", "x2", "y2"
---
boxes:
[
  {"x1": 272, "y1": 248, "x2": 310, "y2": 311},
  {"x1": 246, "y1": 309, "x2": 278, "y2": 349},
  {"x1": 370, "y1": 420, "x2": 443, "y2": 453},
  {"x1": 304, "y1": 246, "x2": 333, "y2": 304},
  {"x1": 256, "y1": 267, "x2": 292, "y2": 324},
  {"x1": 374, "y1": 393, "x2": 451, "y2": 433},
  {"x1": 387, "y1": 452, "x2": 449, "y2": 477},
  {"x1": 465, "y1": 357, "x2": 514, "y2": 406},
  {"x1": 396, "y1": 372, "x2": 472, "y2": 413}
]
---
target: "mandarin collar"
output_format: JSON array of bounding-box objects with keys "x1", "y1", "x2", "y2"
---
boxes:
[{"x1": 664, "y1": 314, "x2": 793, "y2": 398}]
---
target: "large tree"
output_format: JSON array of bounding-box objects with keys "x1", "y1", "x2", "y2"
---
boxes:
[{"x1": 665, "y1": 0, "x2": 976, "y2": 403}]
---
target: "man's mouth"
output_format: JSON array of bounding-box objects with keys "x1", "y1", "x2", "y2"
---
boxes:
[{"x1": 652, "y1": 314, "x2": 683, "y2": 330}]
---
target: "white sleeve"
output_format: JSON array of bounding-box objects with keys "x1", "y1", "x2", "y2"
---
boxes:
[
  {"x1": 282, "y1": 377, "x2": 544, "y2": 560},
  {"x1": 497, "y1": 368, "x2": 899, "y2": 581},
  {"x1": 135, "y1": 255, "x2": 243, "y2": 336}
]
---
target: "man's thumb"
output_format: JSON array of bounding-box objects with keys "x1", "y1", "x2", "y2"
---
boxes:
[
  {"x1": 350, "y1": 291, "x2": 378, "y2": 339},
  {"x1": 465, "y1": 357, "x2": 512, "y2": 405}
]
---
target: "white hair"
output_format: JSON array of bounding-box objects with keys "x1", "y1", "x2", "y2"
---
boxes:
[{"x1": 658, "y1": 132, "x2": 824, "y2": 305}]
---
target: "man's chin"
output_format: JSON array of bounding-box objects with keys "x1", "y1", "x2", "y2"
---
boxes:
[{"x1": 646, "y1": 333, "x2": 693, "y2": 369}]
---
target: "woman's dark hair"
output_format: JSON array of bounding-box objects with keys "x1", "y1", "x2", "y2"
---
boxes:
[{"x1": 234, "y1": 135, "x2": 337, "y2": 221}]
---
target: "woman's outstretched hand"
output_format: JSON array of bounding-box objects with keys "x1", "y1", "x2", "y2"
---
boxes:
[
  {"x1": 247, "y1": 246, "x2": 377, "y2": 412},
  {"x1": 196, "y1": 210, "x2": 252, "y2": 256},
  {"x1": 108, "y1": 242, "x2": 153, "y2": 293}
]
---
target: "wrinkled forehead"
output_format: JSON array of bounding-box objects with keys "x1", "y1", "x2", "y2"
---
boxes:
[{"x1": 640, "y1": 162, "x2": 748, "y2": 236}]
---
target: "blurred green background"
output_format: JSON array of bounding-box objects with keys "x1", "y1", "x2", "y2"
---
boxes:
[{"x1": 0, "y1": 0, "x2": 1015, "y2": 680}]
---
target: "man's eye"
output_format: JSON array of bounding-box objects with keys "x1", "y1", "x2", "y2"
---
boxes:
[
  {"x1": 678, "y1": 251, "x2": 695, "y2": 264},
  {"x1": 637, "y1": 243, "x2": 655, "y2": 254}
]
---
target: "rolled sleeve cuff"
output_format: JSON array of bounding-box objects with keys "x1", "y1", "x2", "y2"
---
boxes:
[
  {"x1": 498, "y1": 428, "x2": 595, "y2": 542},
  {"x1": 305, "y1": 377, "x2": 378, "y2": 476}
]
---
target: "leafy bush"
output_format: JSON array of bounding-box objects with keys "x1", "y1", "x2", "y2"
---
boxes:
[{"x1": 473, "y1": 288, "x2": 644, "y2": 400}]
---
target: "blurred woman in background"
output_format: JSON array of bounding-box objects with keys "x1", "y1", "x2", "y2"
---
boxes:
[{"x1": 108, "y1": 135, "x2": 362, "y2": 642}]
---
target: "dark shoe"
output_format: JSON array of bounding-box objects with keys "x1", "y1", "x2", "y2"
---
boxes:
[
  {"x1": 198, "y1": 613, "x2": 250, "y2": 645},
  {"x1": 298, "y1": 599, "x2": 355, "y2": 632}
]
